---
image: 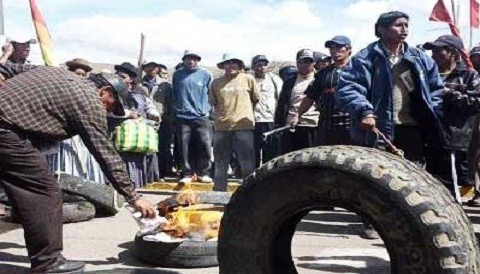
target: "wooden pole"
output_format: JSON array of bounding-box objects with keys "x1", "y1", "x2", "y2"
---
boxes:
[
  {"x1": 0, "y1": 0, "x2": 4, "y2": 36},
  {"x1": 138, "y1": 33, "x2": 145, "y2": 67},
  {"x1": 450, "y1": 0, "x2": 456, "y2": 26}
]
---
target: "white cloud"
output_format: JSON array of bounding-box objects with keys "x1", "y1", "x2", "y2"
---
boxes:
[
  {"x1": 4, "y1": 0, "x2": 480, "y2": 68},
  {"x1": 50, "y1": 1, "x2": 325, "y2": 67}
]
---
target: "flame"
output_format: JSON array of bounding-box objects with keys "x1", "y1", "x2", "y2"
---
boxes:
[
  {"x1": 160, "y1": 189, "x2": 223, "y2": 241},
  {"x1": 166, "y1": 208, "x2": 223, "y2": 240},
  {"x1": 175, "y1": 187, "x2": 198, "y2": 205}
]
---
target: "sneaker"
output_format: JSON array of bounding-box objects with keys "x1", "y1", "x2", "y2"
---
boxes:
[
  {"x1": 360, "y1": 224, "x2": 380, "y2": 240},
  {"x1": 200, "y1": 175, "x2": 213, "y2": 183},
  {"x1": 179, "y1": 176, "x2": 192, "y2": 184}
]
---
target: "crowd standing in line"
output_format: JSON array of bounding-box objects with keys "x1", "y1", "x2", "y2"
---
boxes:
[{"x1": 3, "y1": 9, "x2": 480, "y2": 272}]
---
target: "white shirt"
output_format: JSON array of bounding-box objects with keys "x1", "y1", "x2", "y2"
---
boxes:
[{"x1": 254, "y1": 72, "x2": 283, "y2": 123}]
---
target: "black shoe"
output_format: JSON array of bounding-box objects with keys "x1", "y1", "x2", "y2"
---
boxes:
[
  {"x1": 468, "y1": 192, "x2": 480, "y2": 207},
  {"x1": 360, "y1": 225, "x2": 380, "y2": 240},
  {"x1": 45, "y1": 257, "x2": 85, "y2": 273}
]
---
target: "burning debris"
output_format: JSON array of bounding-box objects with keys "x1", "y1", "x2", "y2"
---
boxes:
[{"x1": 133, "y1": 190, "x2": 224, "y2": 242}]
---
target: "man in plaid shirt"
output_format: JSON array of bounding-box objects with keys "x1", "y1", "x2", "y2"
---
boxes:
[{"x1": 0, "y1": 44, "x2": 154, "y2": 274}]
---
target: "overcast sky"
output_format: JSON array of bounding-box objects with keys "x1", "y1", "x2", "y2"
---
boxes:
[{"x1": 4, "y1": 0, "x2": 480, "y2": 67}]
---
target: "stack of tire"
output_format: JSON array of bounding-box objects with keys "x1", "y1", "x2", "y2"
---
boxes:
[{"x1": 11, "y1": 172, "x2": 124, "y2": 224}]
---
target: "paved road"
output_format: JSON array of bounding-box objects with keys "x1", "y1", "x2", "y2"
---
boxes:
[{"x1": 0, "y1": 193, "x2": 478, "y2": 274}]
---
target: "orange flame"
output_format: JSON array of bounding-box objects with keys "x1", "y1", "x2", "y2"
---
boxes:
[{"x1": 160, "y1": 189, "x2": 223, "y2": 241}]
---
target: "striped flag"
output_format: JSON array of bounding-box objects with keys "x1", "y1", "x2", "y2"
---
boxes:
[
  {"x1": 29, "y1": 0, "x2": 55, "y2": 66},
  {"x1": 472, "y1": 0, "x2": 480, "y2": 28}
]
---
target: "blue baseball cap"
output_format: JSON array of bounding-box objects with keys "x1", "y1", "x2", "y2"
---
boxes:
[{"x1": 325, "y1": 35, "x2": 351, "y2": 48}]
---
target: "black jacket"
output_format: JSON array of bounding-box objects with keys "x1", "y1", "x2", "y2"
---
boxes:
[
  {"x1": 274, "y1": 76, "x2": 296, "y2": 127},
  {"x1": 443, "y1": 63, "x2": 480, "y2": 151}
]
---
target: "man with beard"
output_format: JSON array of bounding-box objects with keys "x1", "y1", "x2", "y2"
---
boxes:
[
  {"x1": 295, "y1": 35, "x2": 353, "y2": 145},
  {"x1": 336, "y1": 11, "x2": 445, "y2": 239}
]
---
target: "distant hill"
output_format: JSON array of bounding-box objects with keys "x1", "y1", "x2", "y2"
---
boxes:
[{"x1": 62, "y1": 61, "x2": 295, "y2": 79}]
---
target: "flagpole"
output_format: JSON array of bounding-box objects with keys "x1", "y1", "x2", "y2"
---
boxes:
[
  {"x1": 0, "y1": 0, "x2": 4, "y2": 36},
  {"x1": 450, "y1": 0, "x2": 456, "y2": 25}
]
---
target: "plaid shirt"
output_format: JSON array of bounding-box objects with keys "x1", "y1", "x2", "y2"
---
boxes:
[{"x1": 0, "y1": 65, "x2": 139, "y2": 204}]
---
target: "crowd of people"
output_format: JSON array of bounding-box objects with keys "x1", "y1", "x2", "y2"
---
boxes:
[{"x1": 3, "y1": 9, "x2": 480, "y2": 272}]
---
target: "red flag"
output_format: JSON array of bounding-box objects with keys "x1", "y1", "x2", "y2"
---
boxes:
[
  {"x1": 472, "y1": 0, "x2": 480, "y2": 28},
  {"x1": 29, "y1": 0, "x2": 55, "y2": 66},
  {"x1": 429, "y1": 0, "x2": 453, "y2": 23}
]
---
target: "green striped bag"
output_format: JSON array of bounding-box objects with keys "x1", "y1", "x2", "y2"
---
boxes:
[{"x1": 114, "y1": 119, "x2": 159, "y2": 153}]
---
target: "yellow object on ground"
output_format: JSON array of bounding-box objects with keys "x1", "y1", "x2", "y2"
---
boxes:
[
  {"x1": 144, "y1": 181, "x2": 240, "y2": 193},
  {"x1": 460, "y1": 186, "x2": 475, "y2": 197}
]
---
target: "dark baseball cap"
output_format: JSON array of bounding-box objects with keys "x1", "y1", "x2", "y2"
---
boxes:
[
  {"x1": 325, "y1": 35, "x2": 351, "y2": 48},
  {"x1": 296, "y1": 49, "x2": 314, "y2": 60},
  {"x1": 313, "y1": 51, "x2": 331, "y2": 62},
  {"x1": 471, "y1": 45, "x2": 480, "y2": 56},
  {"x1": 423, "y1": 35, "x2": 464, "y2": 51},
  {"x1": 251, "y1": 54, "x2": 269, "y2": 66},
  {"x1": 89, "y1": 72, "x2": 127, "y2": 116}
]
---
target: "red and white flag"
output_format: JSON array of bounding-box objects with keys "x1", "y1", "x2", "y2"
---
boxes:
[
  {"x1": 430, "y1": 0, "x2": 453, "y2": 23},
  {"x1": 472, "y1": 0, "x2": 480, "y2": 28}
]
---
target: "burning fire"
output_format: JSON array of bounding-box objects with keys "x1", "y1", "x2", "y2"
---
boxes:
[{"x1": 156, "y1": 189, "x2": 223, "y2": 241}]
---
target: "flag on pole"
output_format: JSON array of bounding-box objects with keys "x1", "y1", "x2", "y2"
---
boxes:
[
  {"x1": 0, "y1": 0, "x2": 5, "y2": 36},
  {"x1": 29, "y1": 0, "x2": 55, "y2": 66},
  {"x1": 430, "y1": 0, "x2": 453, "y2": 23},
  {"x1": 471, "y1": 0, "x2": 480, "y2": 28},
  {"x1": 429, "y1": 0, "x2": 474, "y2": 70}
]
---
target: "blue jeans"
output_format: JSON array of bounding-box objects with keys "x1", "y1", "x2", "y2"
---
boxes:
[
  {"x1": 176, "y1": 117, "x2": 212, "y2": 176},
  {"x1": 213, "y1": 130, "x2": 255, "y2": 191}
]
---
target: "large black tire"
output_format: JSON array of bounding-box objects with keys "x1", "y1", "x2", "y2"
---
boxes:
[
  {"x1": 11, "y1": 200, "x2": 96, "y2": 224},
  {"x1": 218, "y1": 145, "x2": 480, "y2": 274},
  {"x1": 57, "y1": 172, "x2": 124, "y2": 216},
  {"x1": 134, "y1": 236, "x2": 218, "y2": 268}
]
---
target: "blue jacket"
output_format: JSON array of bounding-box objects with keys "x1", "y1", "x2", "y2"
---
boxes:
[
  {"x1": 336, "y1": 41, "x2": 445, "y2": 148},
  {"x1": 172, "y1": 67, "x2": 212, "y2": 120}
]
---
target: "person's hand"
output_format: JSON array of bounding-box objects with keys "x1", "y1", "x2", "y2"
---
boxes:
[
  {"x1": 445, "y1": 82, "x2": 467, "y2": 93},
  {"x1": 129, "y1": 109, "x2": 139, "y2": 119},
  {"x1": 360, "y1": 115, "x2": 376, "y2": 132},
  {"x1": 1, "y1": 43, "x2": 13, "y2": 56},
  {"x1": 290, "y1": 114, "x2": 299, "y2": 127},
  {"x1": 133, "y1": 198, "x2": 155, "y2": 218}
]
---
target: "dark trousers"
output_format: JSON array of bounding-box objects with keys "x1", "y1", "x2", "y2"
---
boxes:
[
  {"x1": 392, "y1": 125, "x2": 425, "y2": 165},
  {"x1": 158, "y1": 120, "x2": 175, "y2": 177},
  {"x1": 317, "y1": 128, "x2": 351, "y2": 146},
  {"x1": 254, "y1": 122, "x2": 277, "y2": 167},
  {"x1": 0, "y1": 129, "x2": 62, "y2": 272},
  {"x1": 176, "y1": 117, "x2": 212, "y2": 176},
  {"x1": 279, "y1": 126, "x2": 318, "y2": 155},
  {"x1": 213, "y1": 130, "x2": 255, "y2": 191}
]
